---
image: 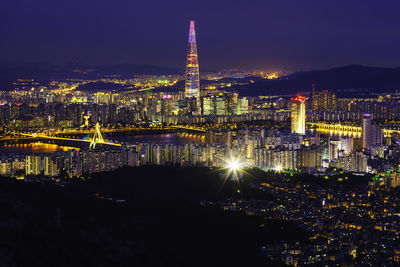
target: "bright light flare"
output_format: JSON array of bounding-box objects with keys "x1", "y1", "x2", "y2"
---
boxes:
[
  {"x1": 228, "y1": 159, "x2": 241, "y2": 171},
  {"x1": 275, "y1": 165, "x2": 282, "y2": 172},
  {"x1": 212, "y1": 150, "x2": 251, "y2": 197}
]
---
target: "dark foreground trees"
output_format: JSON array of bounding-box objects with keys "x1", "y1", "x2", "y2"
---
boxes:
[{"x1": 0, "y1": 166, "x2": 307, "y2": 266}]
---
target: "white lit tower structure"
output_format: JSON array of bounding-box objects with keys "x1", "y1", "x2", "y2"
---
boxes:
[
  {"x1": 184, "y1": 20, "x2": 200, "y2": 112},
  {"x1": 290, "y1": 95, "x2": 307, "y2": 135},
  {"x1": 89, "y1": 123, "x2": 104, "y2": 149}
]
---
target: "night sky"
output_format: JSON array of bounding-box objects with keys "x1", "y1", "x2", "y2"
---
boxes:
[{"x1": 1, "y1": 0, "x2": 400, "y2": 71}]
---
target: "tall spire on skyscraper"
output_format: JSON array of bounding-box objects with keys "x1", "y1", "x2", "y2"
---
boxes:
[{"x1": 185, "y1": 20, "x2": 200, "y2": 101}]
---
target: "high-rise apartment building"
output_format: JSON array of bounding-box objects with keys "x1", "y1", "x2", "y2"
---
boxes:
[
  {"x1": 362, "y1": 113, "x2": 372, "y2": 149},
  {"x1": 362, "y1": 113, "x2": 384, "y2": 150},
  {"x1": 236, "y1": 97, "x2": 249, "y2": 115},
  {"x1": 312, "y1": 89, "x2": 337, "y2": 111},
  {"x1": 94, "y1": 92, "x2": 112, "y2": 105},
  {"x1": 44, "y1": 155, "x2": 58, "y2": 176},
  {"x1": 320, "y1": 135, "x2": 330, "y2": 161},
  {"x1": 26, "y1": 155, "x2": 42, "y2": 175}
]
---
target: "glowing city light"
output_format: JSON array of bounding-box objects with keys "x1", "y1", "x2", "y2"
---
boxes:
[
  {"x1": 267, "y1": 72, "x2": 279, "y2": 79},
  {"x1": 227, "y1": 159, "x2": 241, "y2": 171},
  {"x1": 216, "y1": 154, "x2": 247, "y2": 194}
]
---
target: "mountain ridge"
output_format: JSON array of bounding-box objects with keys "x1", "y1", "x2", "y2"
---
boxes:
[
  {"x1": 1, "y1": 62, "x2": 400, "y2": 95},
  {"x1": 0, "y1": 61, "x2": 184, "y2": 81},
  {"x1": 237, "y1": 64, "x2": 400, "y2": 96}
]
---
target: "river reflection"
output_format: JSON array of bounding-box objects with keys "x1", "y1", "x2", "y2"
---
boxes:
[
  {"x1": 0, "y1": 133, "x2": 205, "y2": 154},
  {"x1": 0, "y1": 142, "x2": 80, "y2": 154}
]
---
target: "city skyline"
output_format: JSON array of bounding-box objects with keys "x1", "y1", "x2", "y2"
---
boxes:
[
  {"x1": 1, "y1": 0, "x2": 400, "y2": 71},
  {"x1": 2, "y1": 2, "x2": 400, "y2": 266}
]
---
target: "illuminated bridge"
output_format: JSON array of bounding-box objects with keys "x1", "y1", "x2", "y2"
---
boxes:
[
  {"x1": 171, "y1": 125, "x2": 207, "y2": 133},
  {"x1": 307, "y1": 122, "x2": 362, "y2": 137},
  {"x1": 11, "y1": 123, "x2": 122, "y2": 148},
  {"x1": 307, "y1": 122, "x2": 400, "y2": 137}
]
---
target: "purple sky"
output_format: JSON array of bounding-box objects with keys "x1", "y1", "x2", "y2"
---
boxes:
[{"x1": 1, "y1": 0, "x2": 400, "y2": 71}]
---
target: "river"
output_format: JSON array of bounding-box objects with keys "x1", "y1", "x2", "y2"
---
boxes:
[{"x1": 0, "y1": 133, "x2": 205, "y2": 155}]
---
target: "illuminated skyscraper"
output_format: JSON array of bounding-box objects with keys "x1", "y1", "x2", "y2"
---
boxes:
[
  {"x1": 185, "y1": 20, "x2": 200, "y2": 101},
  {"x1": 362, "y1": 113, "x2": 372, "y2": 149},
  {"x1": 291, "y1": 95, "x2": 307, "y2": 134}
]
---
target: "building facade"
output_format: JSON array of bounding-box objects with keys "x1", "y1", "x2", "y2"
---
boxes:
[{"x1": 291, "y1": 96, "x2": 306, "y2": 135}]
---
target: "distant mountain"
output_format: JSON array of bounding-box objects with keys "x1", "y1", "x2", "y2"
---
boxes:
[
  {"x1": 3, "y1": 62, "x2": 400, "y2": 96},
  {"x1": 0, "y1": 61, "x2": 183, "y2": 81},
  {"x1": 237, "y1": 65, "x2": 400, "y2": 96}
]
